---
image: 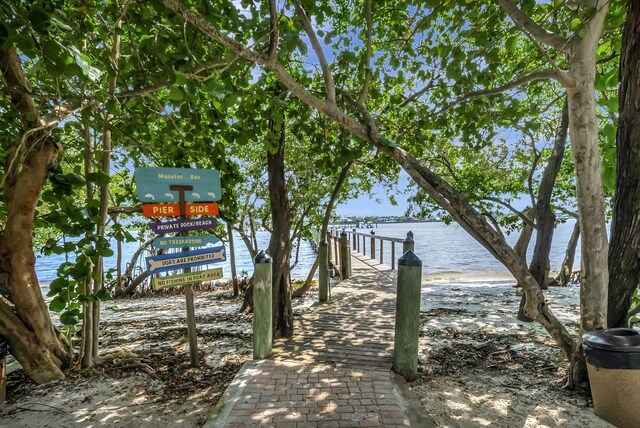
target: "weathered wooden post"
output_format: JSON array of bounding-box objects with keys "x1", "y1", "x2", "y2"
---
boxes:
[
  {"x1": 326, "y1": 231, "x2": 333, "y2": 265},
  {"x1": 370, "y1": 230, "x2": 376, "y2": 260},
  {"x1": 352, "y1": 229, "x2": 357, "y2": 249},
  {"x1": 340, "y1": 231, "x2": 351, "y2": 280},
  {"x1": 403, "y1": 231, "x2": 414, "y2": 254},
  {"x1": 253, "y1": 250, "x2": 272, "y2": 359},
  {"x1": 393, "y1": 250, "x2": 422, "y2": 381},
  {"x1": 318, "y1": 239, "x2": 329, "y2": 302}
]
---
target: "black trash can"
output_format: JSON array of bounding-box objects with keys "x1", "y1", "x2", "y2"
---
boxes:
[{"x1": 583, "y1": 328, "x2": 640, "y2": 428}]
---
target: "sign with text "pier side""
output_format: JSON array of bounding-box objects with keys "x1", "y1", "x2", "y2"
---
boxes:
[
  {"x1": 135, "y1": 167, "x2": 221, "y2": 203},
  {"x1": 152, "y1": 268, "x2": 224, "y2": 290},
  {"x1": 146, "y1": 246, "x2": 226, "y2": 274},
  {"x1": 142, "y1": 202, "x2": 219, "y2": 217},
  {"x1": 153, "y1": 235, "x2": 220, "y2": 250},
  {"x1": 150, "y1": 217, "x2": 217, "y2": 235}
]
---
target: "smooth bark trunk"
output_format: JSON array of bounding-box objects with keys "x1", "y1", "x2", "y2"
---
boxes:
[{"x1": 566, "y1": 2, "x2": 610, "y2": 334}]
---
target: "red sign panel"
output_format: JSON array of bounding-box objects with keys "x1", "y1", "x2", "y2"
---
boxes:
[{"x1": 142, "y1": 203, "x2": 219, "y2": 217}]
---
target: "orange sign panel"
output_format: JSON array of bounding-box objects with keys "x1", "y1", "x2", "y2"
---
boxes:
[{"x1": 142, "y1": 203, "x2": 219, "y2": 217}]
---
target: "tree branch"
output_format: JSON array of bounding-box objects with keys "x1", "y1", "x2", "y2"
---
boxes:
[
  {"x1": 292, "y1": 0, "x2": 336, "y2": 105},
  {"x1": 267, "y1": 0, "x2": 279, "y2": 64},
  {"x1": 117, "y1": 59, "x2": 228, "y2": 98},
  {"x1": 497, "y1": 0, "x2": 570, "y2": 52},
  {"x1": 434, "y1": 70, "x2": 557, "y2": 115},
  {"x1": 357, "y1": 0, "x2": 373, "y2": 105},
  {"x1": 481, "y1": 196, "x2": 536, "y2": 228}
]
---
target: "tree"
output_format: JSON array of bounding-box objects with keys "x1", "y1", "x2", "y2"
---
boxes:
[
  {"x1": 0, "y1": 47, "x2": 73, "y2": 383},
  {"x1": 158, "y1": 0, "x2": 621, "y2": 388},
  {"x1": 608, "y1": 0, "x2": 640, "y2": 328}
]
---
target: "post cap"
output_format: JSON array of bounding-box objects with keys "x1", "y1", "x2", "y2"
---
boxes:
[
  {"x1": 403, "y1": 235, "x2": 414, "y2": 244},
  {"x1": 398, "y1": 250, "x2": 422, "y2": 267},
  {"x1": 319, "y1": 239, "x2": 328, "y2": 246},
  {"x1": 254, "y1": 250, "x2": 272, "y2": 264},
  {"x1": 340, "y1": 230, "x2": 347, "y2": 237},
  {"x1": 370, "y1": 230, "x2": 375, "y2": 234},
  {"x1": 407, "y1": 230, "x2": 414, "y2": 239}
]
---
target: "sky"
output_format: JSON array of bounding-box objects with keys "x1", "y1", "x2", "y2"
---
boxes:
[{"x1": 335, "y1": 172, "x2": 412, "y2": 217}]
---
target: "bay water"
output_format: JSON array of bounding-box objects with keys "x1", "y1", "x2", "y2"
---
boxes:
[{"x1": 35, "y1": 220, "x2": 580, "y2": 287}]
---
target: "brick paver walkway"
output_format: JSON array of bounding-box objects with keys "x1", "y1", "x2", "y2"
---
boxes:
[{"x1": 205, "y1": 253, "x2": 429, "y2": 427}]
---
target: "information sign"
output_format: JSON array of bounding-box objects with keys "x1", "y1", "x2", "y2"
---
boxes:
[
  {"x1": 135, "y1": 167, "x2": 221, "y2": 203},
  {"x1": 152, "y1": 268, "x2": 223, "y2": 290},
  {"x1": 145, "y1": 246, "x2": 226, "y2": 274}
]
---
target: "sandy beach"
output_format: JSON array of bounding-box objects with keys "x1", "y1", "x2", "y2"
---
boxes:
[{"x1": 0, "y1": 277, "x2": 613, "y2": 427}]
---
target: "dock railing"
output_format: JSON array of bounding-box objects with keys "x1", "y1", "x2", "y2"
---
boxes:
[{"x1": 328, "y1": 228, "x2": 409, "y2": 271}]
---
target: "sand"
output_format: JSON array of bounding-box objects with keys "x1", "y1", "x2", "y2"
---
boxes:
[{"x1": 0, "y1": 278, "x2": 616, "y2": 427}]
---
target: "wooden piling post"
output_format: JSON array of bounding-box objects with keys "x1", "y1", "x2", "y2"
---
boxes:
[
  {"x1": 326, "y1": 232, "x2": 333, "y2": 264},
  {"x1": 370, "y1": 230, "x2": 376, "y2": 260},
  {"x1": 403, "y1": 231, "x2": 414, "y2": 254},
  {"x1": 319, "y1": 239, "x2": 329, "y2": 302},
  {"x1": 393, "y1": 250, "x2": 422, "y2": 381},
  {"x1": 340, "y1": 231, "x2": 350, "y2": 280},
  {"x1": 253, "y1": 250, "x2": 272, "y2": 359},
  {"x1": 352, "y1": 229, "x2": 357, "y2": 249}
]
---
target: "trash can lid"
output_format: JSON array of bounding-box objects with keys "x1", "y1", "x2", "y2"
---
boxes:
[{"x1": 583, "y1": 328, "x2": 640, "y2": 352}]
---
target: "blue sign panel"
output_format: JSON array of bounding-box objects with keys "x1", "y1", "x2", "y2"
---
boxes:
[
  {"x1": 135, "y1": 167, "x2": 221, "y2": 203},
  {"x1": 145, "y1": 246, "x2": 226, "y2": 274},
  {"x1": 153, "y1": 235, "x2": 220, "y2": 250}
]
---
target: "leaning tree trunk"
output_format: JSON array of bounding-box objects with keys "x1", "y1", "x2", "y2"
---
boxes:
[
  {"x1": 529, "y1": 99, "x2": 568, "y2": 289},
  {"x1": 0, "y1": 48, "x2": 72, "y2": 383},
  {"x1": 551, "y1": 220, "x2": 580, "y2": 287},
  {"x1": 293, "y1": 160, "x2": 353, "y2": 298},
  {"x1": 267, "y1": 117, "x2": 293, "y2": 338},
  {"x1": 608, "y1": 0, "x2": 640, "y2": 328},
  {"x1": 518, "y1": 102, "x2": 569, "y2": 320}
]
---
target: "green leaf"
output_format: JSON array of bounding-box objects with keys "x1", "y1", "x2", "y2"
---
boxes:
[
  {"x1": 96, "y1": 288, "x2": 111, "y2": 301},
  {"x1": 570, "y1": 18, "x2": 582, "y2": 31},
  {"x1": 169, "y1": 86, "x2": 184, "y2": 101},
  {"x1": 49, "y1": 297, "x2": 66, "y2": 312},
  {"x1": 60, "y1": 311, "x2": 79, "y2": 326}
]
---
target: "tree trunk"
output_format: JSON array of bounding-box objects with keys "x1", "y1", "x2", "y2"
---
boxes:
[
  {"x1": 513, "y1": 207, "x2": 534, "y2": 262},
  {"x1": 608, "y1": 0, "x2": 640, "y2": 328},
  {"x1": 226, "y1": 221, "x2": 239, "y2": 297},
  {"x1": 551, "y1": 220, "x2": 580, "y2": 287},
  {"x1": 529, "y1": 99, "x2": 569, "y2": 289},
  {"x1": 267, "y1": 117, "x2": 293, "y2": 338},
  {"x1": 566, "y1": 3, "x2": 610, "y2": 334},
  {"x1": 0, "y1": 48, "x2": 72, "y2": 383},
  {"x1": 293, "y1": 160, "x2": 353, "y2": 298},
  {"x1": 80, "y1": 108, "x2": 95, "y2": 368},
  {"x1": 91, "y1": 0, "x2": 123, "y2": 361},
  {"x1": 514, "y1": 208, "x2": 534, "y2": 320}
]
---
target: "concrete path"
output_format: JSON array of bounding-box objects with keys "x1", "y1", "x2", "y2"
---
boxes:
[{"x1": 205, "y1": 253, "x2": 433, "y2": 427}]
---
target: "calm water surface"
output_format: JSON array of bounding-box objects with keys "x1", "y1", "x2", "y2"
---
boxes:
[{"x1": 35, "y1": 221, "x2": 581, "y2": 284}]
